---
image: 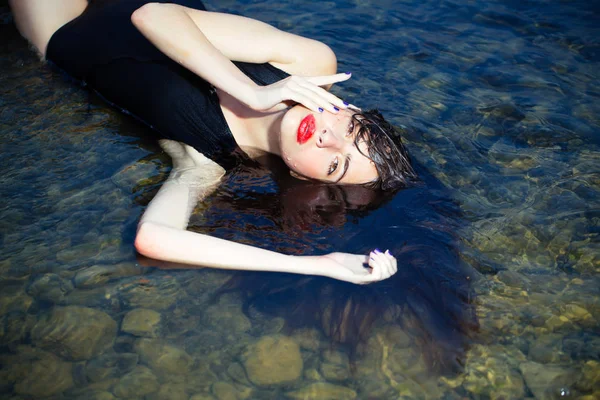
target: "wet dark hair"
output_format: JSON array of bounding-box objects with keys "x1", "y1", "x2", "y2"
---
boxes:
[
  {"x1": 352, "y1": 109, "x2": 417, "y2": 191},
  {"x1": 216, "y1": 239, "x2": 478, "y2": 375},
  {"x1": 203, "y1": 163, "x2": 478, "y2": 375}
]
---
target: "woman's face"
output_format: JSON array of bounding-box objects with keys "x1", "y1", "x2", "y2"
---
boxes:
[{"x1": 279, "y1": 105, "x2": 378, "y2": 184}]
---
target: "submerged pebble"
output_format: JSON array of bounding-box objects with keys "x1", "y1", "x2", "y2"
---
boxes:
[
  {"x1": 85, "y1": 352, "x2": 139, "y2": 383},
  {"x1": 31, "y1": 305, "x2": 117, "y2": 361},
  {"x1": 74, "y1": 262, "x2": 143, "y2": 289},
  {"x1": 519, "y1": 361, "x2": 578, "y2": 399},
  {"x1": 286, "y1": 382, "x2": 357, "y2": 400},
  {"x1": 2, "y1": 346, "x2": 74, "y2": 398},
  {"x1": 121, "y1": 308, "x2": 162, "y2": 337},
  {"x1": 112, "y1": 365, "x2": 159, "y2": 398},
  {"x1": 134, "y1": 338, "x2": 193, "y2": 377},
  {"x1": 242, "y1": 335, "x2": 303, "y2": 387},
  {"x1": 27, "y1": 273, "x2": 74, "y2": 304}
]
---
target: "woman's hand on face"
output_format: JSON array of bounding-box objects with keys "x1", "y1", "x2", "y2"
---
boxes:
[
  {"x1": 318, "y1": 249, "x2": 397, "y2": 284},
  {"x1": 245, "y1": 73, "x2": 352, "y2": 113}
]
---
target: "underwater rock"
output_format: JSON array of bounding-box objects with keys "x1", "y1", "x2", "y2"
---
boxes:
[
  {"x1": 528, "y1": 334, "x2": 568, "y2": 364},
  {"x1": 85, "y1": 352, "x2": 139, "y2": 383},
  {"x1": 544, "y1": 315, "x2": 573, "y2": 332},
  {"x1": 291, "y1": 328, "x2": 323, "y2": 351},
  {"x1": 203, "y1": 295, "x2": 251, "y2": 334},
  {"x1": 111, "y1": 160, "x2": 161, "y2": 190},
  {"x1": 360, "y1": 324, "x2": 421, "y2": 382},
  {"x1": 112, "y1": 365, "x2": 159, "y2": 398},
  {"x1": 0, "y1": 311, "x2": 36, "y2": 345},
  {"x1": 227, "y1": 362, "x2": 251, "y2": 386},
  {"x1": 285, "y1": 382, "x2": 357, "y2": 400},
  {"x1": 8, "y1": 346, "x2": 74, "y2": 397},
  {"x1": 27, "y1": 273, "x2": 74, "y2": 303},
  {"x1": 519, "y1": 361, "x2": 578, "y2": 399},
  {"x1": 147, "y1": 382, "x2": 189, "y2": 400},
  {"x1": 74, "y1": 262, "x2": 143, "y2": 289},
  {"x1": 380, "y1": 324, "x2": 412, "y2": 348},
  {"x1": 134, "y1": 338, "x2": 193, "y2": 376},
  {"x1": 462, "y1": 345, "x2": 526, "y2": 399},
  {"x1": 320, "y1": 349, "x2": 350, "y2": 381},
  {"x1": 185, "y1": 364, "x2": 219, "y2": 393},
  {"x1": 184, "y1": 330, "x2": 226, "y2": 356},
  {"x1": 212, "y1": 381, "x2": 246, "y2": 400},
  {"x1": 322, "y1": 349, "x2": 350, "y2": 366},
  {"x1": 190, "y1": 395, "x2": 217, "y2": 400},
  {"x1": 65, "y1": 377, "x2": 120, "y2": 398},
  {"x1": 496, "y1": 270, "x2": 530, "y2": 288},
  {"x1": 320, "y1": 362, "x2": 350, "y2": 381},
  {"x1": 121, "y1": 276, "x2": 182, "y2": 310},
  {"x1": 242, "y1": 335, "x2": 303, "y2": 386},
  {"x1": 61, "y1": 285, "x2": 122, "y2": 310},
  {"x1": 73, "y1": 390, "x2": 116, "y2": 400},
  {"x1": 182, "y1": 269, "x2": 234, "y2": 297},
  {"x1": 561, "y1": 304, "x2": 594, "y2": 326},
  {"x1": 249, "y1": 315, "x2": 285, "y2": 336},
  {"x1": 354, "y1": 371, "x2": 394, "y2": 399},
  {"x1": 575, "y1": 360, "x2": 600, "y2": 392},
  {"x1": 56, "y1": 242, "x2": 101, "y2": 264},
  {"x1": 304, "y1": 368, "x2": 323, "y2": 381},
  {"x1": 31, "y1": 305, "x2": 117, "y2": 361},
  {"x1": 488, "y1": 139, "x2": 536, "y2": 170},
  {"x1": 0, "y1": 290, "x2": 33, "y2": 316},
  {"x1": 162, "y1": 308, "x2": 202, "y2": 338},
  {"x1": 121, "y1": 308, "x2": 162, "y2": 337}
]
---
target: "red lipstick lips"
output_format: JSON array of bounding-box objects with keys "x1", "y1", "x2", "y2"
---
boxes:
[{"x1": 297, "y1": 114, "x2": 316, "y2": 144}]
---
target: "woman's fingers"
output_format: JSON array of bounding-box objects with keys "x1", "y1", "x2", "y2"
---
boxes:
[
  {"x1": 297, "y1": 81, "x2": 349, "y2": 112},
  {"x1": 285, "y1": 85, "x2": 342, "y2": 114},
  {"x1": 361, "y1": 249, "x2": 397, "y2": 283},
  {"x1": 286, "y1": 74, "x2": 351, "y2": 113},
  {"x1": 306, "y1": 72, "x2": 352, "y2": 87},
  {"x1": 251, "y1": 73, "x2": 352, "y2": 114},
  {"x1": 283, "y1": 87, "x2": 323, "y2": 114}
]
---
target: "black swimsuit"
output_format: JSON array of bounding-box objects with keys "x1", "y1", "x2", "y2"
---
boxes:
[{"x1": 46, "y1": 0, "x2": 289, "y2": 160}]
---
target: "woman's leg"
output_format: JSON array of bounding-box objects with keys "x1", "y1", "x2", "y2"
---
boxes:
[{"x1": 9, "y1": 0, "x2": 88, "y2": 57}]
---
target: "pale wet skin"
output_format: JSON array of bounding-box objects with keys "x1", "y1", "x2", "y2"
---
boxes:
[{"x1": 1, "y1": 0, "x2": 599, "y2": 398}]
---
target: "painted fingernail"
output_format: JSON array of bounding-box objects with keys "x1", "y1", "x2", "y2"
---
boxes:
[
  {"x1": 374, "y1": 248, "x2": 381, "y2": 253},
  {"x1": 345, "y1": 72, "x2": 352, "y2": 75},
  {"x1": 333, "y1": 106, "x2": 339, "y2": 112},
  {"x1": 343, "y1": 101, "x2": 349, "y2": 106},
  {"x1": 318, "y1": 107, "x2": 324, "y2": 113}
]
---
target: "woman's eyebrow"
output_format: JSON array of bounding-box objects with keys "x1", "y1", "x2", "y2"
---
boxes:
[{"x1": 334, "y1": 156, "x2": 350, "y2": 184}]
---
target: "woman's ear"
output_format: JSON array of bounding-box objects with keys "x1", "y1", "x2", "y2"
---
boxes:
[{"x1": 289, "y1": 170, "x2": 310, "y2": 181}]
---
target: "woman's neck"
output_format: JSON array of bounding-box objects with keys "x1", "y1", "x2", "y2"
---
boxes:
[{"x1": 218, "y1": 91, "x2": 285, "y2": 158}]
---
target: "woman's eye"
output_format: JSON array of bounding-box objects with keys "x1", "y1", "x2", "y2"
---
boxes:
[{"x1": 328, "y1": 158, "x2": 339, "y2": 175}]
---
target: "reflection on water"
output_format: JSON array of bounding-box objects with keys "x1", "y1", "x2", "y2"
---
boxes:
[{"x1": 1, "y1": 0, "x2": 599, "y2": 398}]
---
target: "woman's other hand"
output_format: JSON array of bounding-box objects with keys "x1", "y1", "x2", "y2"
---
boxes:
[
  {"x1": 246, "y1": 73, "x2": 352, "y2": 114},
  {"x1": 318, "y1": 249, "x2": 397, "y2": 284}
]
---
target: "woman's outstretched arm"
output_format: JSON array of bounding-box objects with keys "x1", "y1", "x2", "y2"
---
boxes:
[
  {"x1": 130, "y1": 3, "x2": 350, "y2": 113},
  {"x1": 135, "y1": 140, "x2": 398, "y2": 284}
]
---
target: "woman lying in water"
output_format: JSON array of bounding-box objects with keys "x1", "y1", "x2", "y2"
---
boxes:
[{"x1": 10, "y1": 0, "x2": 416, "y2": 283}]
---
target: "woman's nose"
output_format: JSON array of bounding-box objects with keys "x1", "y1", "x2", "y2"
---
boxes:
[{"x1": 316, "y1": 129, "x2": 342, "y2": 149}]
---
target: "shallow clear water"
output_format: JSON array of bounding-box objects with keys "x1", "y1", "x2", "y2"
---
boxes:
[{"x1": 1, "y1": 0, "x2": 599, "y2": 399}]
